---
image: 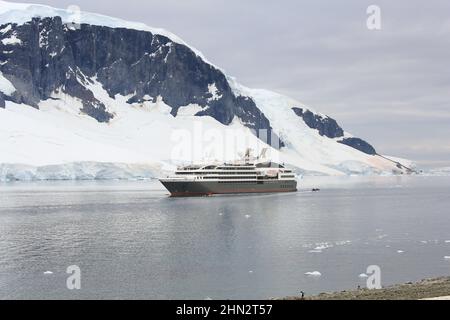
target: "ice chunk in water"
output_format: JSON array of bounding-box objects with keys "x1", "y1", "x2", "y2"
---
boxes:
[
  {"x1": 305, "y1": 271, "x2": 322, "y2": 277},
  {"x1": 359, "y1": 273, "x2": 369, "y2": 278}
]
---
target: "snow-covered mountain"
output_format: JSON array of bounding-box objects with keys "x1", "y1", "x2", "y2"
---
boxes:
[{"x1": 0, "y1": 1, "x2": 414, "y2": 181}]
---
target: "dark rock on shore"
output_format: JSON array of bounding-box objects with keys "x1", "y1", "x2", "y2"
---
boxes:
[{"x1": 282, "y1": 277, "x2": 450, "y2": 300}]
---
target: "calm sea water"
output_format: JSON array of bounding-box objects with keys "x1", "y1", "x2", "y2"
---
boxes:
[{"x1": 0, "y1": 176, "x2": 449, "y2": 300}]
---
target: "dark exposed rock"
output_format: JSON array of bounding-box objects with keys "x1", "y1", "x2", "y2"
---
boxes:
[
  {"x1": 292, "y1": 107, "x2": 344, "y2": 138},
  {"x1": 338, "y1": 137, "x2": 377, "y2": 155},
  {"x1": 233, "y1": 96, "x2": 284, "y2": 148},
  {"x1": 63, "y1": 71, "x2": 113, "y2": 122},
  {"x1": 292, "y1": 107, "x2": 377, "y2": 155},
  {"x1": 0, "y1": 93, "x2": 5, "y2": 108},
  {"x1": 0, "y1": 17, "x2": 276, "y2": 139}
]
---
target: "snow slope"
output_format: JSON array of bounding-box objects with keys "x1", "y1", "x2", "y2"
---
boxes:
[
  {"x1": 0, "y1": 1, "x2": 412, "y2": 181},
  {"x1": 0, "y1": 85, "x2": 407, "y2": 181},
  {"x1": 0, "y1": 84, "x2": 274, "y2": 181}
]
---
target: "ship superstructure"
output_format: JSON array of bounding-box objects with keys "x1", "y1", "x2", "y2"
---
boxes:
[{"x1": 160, "y1": 149, "x2": 297, "y2": 196}]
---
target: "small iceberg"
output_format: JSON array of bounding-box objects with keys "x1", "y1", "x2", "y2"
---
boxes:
[
  {"x1": 335, "y1": 240, "x2": 351, "y2": 246},
  {"x1": 245, "y1": 215, "x2": 251, "y2": 219},
  {"x1": 308, "y1": 249, "x2": 322, "y2": 253},
  {"x1": 313, "y1": 243, "x2": 334, "y2": 251},
  {"x1": 43, "y1": 271, "x2": 53, "y2": 275},
  {"x1": 305, "y1": 271, "x2": 322, "y2": 277},
  {"x1": 358, "y1": 273, "x2": 369, "y2": 278},
  {"x1": 397, "y1": 250, "x2": 405, "y2": 254},
  {"x1": 444, "y1": 256, "x2": 450, "y2": 260}
]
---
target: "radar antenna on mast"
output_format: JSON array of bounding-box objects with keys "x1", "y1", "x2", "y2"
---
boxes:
[
  {"x1": 244, "y1": 148, "x2": 253, "y2": 164},
  {"x1": 259, "y1": 148, "x2": 269, "y2": 160}
]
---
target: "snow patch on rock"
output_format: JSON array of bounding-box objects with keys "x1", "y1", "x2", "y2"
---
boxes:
[{"x1": 0, "y1": 71, "x2": 15, "y2": 95}]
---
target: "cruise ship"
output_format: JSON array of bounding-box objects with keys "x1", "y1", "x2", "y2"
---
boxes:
[{"x1": 159, "y1": 150, "x2": 297, "y2": 197}]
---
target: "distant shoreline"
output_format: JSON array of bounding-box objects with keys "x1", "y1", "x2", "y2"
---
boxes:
[{"x1": 282, "y1": 277, "x2": 450, "y2": 300}]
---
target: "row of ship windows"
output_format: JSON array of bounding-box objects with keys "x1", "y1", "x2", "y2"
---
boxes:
[
  {"x1": 218, "y1": 181, "x2": 264, "y2": 184},
  {"x1": 195, "y1": 176, "x2": 296, "y2": 180},
  {"x1": 180, "y1": 167, "x2": 293, "y2": 172},
  {"x1": 202, "y1": 177, "x2": 257, "y2": 180},
  {"x1": 202, "y1": 177, "x2": 296, "y2": 182},
  {"x1": 176, "y1": 172, "x2": 294, "y2": 176},
  {"x1": 177, "y1": 172, "x2": 257, "y2": 175},
  {"x1": 216, "y1": 181, "x2": 296, "y2": 186},
  {"x1": 217, "y1": 167, "x2": 256, "y2": 170}
]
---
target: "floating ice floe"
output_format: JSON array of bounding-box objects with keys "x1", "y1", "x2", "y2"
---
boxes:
[
  {"x1": 43, "y1": 271, "x2": 53, "y2": 275},
  {"x1": 397, "y1": 250, "x2": 404, "y2": 254},
  {"x1": 314, "y1": 243, "x2": 333, "y2": 251},
  {"x1": 445, "y1": 240, "x2": 450, "y2": 243},
  {"x1": 305, "y1": 271, "x2": 322, "y2": 277},
  {"x1": 245, "y1": 215, "x2": 251, "y2": 219},
  {"x1": 358, "y1": 273, "x2": 369, "y2": 278},
  {"x1": 444, "y1": 256, "x2": 450, "y2": 260},
  {"x1": 308, "y1": 249, "x2": 323, "y2": 253},
  {"x1": 248, "y1": 270, "x2": 254, "y2": 274},
  {"x1": 335, "y1": 240, "x2": 352, "y2": 246}
]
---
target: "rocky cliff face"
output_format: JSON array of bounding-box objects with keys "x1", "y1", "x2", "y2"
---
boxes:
[
  {"x1": 291, "y1": 107, "x2": 377, "y2": 154},
  {"x1": 292, "y1": 107, "x2": 344, "y2": 139},
  {"x1": 338, "y1": 138, "x2": 376, "y2": 155},
  {"x1": 0, "y1": 17, "x2": 274, "y2": 132},
  {"x1": 1, "y1": 14, "x2": 378, "y2": 156}
]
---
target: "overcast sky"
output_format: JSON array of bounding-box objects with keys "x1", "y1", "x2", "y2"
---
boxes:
[{"x1": 11, "y1": 0, "x2": 450, "y2": 167}]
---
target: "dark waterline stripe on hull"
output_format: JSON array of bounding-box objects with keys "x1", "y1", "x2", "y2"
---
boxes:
[{"x1": 169, "y1": 189, "x2": 298, "y2": 197}]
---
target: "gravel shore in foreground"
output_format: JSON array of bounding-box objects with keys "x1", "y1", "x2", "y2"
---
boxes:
[{"x1": 282, "y1": 277, "x2": 450, "y2": 300}]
